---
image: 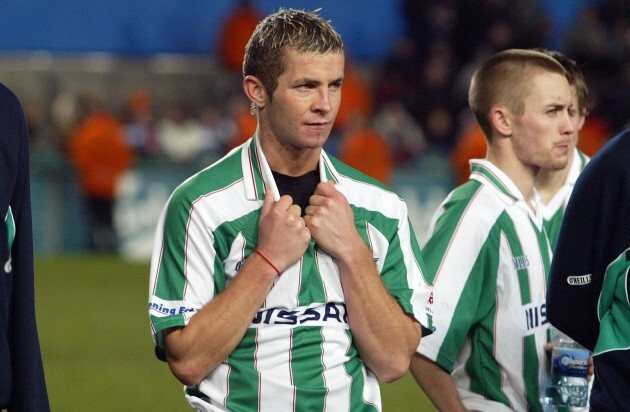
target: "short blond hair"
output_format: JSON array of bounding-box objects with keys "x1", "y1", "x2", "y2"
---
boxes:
[
  {"x1": 468, "y1": 49, "x2": 567, "y2": 139},
  {"x1": 243, "y1": 9, "x2": 344, "y2": 98}
]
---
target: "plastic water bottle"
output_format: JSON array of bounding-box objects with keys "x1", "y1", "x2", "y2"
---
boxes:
[{"x1": 542, "y1": 328, "x2": 590, "y2": 408}]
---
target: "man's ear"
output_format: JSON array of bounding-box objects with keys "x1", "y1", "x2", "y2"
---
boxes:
[
  {"x1": 490, "y1": 106, "x2": 512, "y2": 137},
  {"x1": 243, "y1": 75, "x2": 266, "y2": 112}
]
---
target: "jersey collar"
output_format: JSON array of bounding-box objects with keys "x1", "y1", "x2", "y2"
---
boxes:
[
  {"x1": 241, "y1": 135, "x2": 341, "y2": 201},
  {"x1": 538, "y1": 148, "x2": 590, "y2": 218},
  {"x1": 566, "y1": 148, "x2": 589, "y2": 186},
  {"x1": 469, "y1": 159, "x2": 522, "y2": 203},
  {"x1": 470, "y1": 159, "x2": 544, "y2": 222}
]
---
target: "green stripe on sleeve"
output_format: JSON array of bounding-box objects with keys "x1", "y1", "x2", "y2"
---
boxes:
[
  {"x1": 154, "y1": 189, "x2": 191, "y2": 300},
  {"x1": 423, "y1": 181, "x2": 483, "y2": 285}
]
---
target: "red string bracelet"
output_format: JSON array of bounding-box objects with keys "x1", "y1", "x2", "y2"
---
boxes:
[{"x1": 253, "y1": 248, "x2": 281, "y2": 276}]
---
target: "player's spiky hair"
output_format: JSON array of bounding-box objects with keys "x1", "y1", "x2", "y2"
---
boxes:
[{"x1": 243, "y1": 8, "x2": 344, "y2": 98}]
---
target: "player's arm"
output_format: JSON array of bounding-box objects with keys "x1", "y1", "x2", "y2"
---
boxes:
[
  {"x1": 163, "y1": 190, "x2": 310, "y2": 386},
  {"x1": 410, "y1": 354, "x2": 468, "y2": 412},
  {"x1": 304, "y1": 181, "x2": 420, "y2": 382},
  {"x1": 547, "y1": 158, "x2": 606, "y2": 351},
  {"x1": 412, "y1": 195, "x2": 487, "y2": 411},
  {"x1": 3, "y1": 83, "x2": 51, "y2": 411}
]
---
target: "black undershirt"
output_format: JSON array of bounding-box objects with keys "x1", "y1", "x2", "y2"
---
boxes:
[{"x1": 271, "y1": 169, "x2": 319, "y2": 215}]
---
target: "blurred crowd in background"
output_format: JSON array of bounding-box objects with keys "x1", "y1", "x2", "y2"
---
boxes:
[{"x1": 8, "y1": 0, "x2": 630, "y2": 252}]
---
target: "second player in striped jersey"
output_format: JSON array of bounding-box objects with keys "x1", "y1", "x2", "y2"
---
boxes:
[{"x1": 409, "y1": 49, "x2": 575, "y2": 412}]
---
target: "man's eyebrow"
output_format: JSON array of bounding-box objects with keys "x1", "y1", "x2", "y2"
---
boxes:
[
  {"x1": 295, "y1": 76, "x2": 344, "y2": 85},
  {"x1": 546, "y1": 102, "x2": 568, "y2": 110}
]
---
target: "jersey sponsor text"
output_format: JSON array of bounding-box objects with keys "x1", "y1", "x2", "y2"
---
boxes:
[
  {"x1": 149, "y1": 297, "x2": 196, "y2": 317},
  {"x1": 523, "y1": 302, "x2": 548, "y2": 331},
  {"x1": 251, "y1": 302, "x2": 348, "y2": 328}
]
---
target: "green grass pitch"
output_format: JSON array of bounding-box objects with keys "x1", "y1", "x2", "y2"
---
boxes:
[{"x1": 34, "y1": 253, "x2": 435, "y2": 411}]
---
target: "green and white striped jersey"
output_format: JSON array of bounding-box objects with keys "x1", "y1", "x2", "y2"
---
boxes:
[
  {"x1": 540, "y1": 148, "x2": 589, "y2": 250},
  {"x1": 419, "y1": 159, "x2": 552, "y2": 412},
  {"x1": 148, "y1": 137, "x2": 431, "y2": 412}
]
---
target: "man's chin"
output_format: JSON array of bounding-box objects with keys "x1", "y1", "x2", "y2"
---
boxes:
[{"x1": 548, "y1": 158, "x2": 570, "y2": 171}]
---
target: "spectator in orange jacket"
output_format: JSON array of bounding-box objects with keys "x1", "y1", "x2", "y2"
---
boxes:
[
  {"x1": 217, "y1": 0, "x2": 263, "y2": 73},
  {"x1": 450, "y1": 117, "x2": 486, "y2": 186},
  {"x1": 67, "y1": 95, "x2": 135, "y2": 252},
  {"x1": 333, "y1": 63, "x2": 375, "y2": 132},
  {"x1": 339, "y1": 115, "x2": 394, "y2": 185}
]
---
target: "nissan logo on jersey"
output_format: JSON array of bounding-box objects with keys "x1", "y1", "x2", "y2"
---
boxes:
[{"x1": 524, "y1": 302, "x2": 548, "y2": 331}]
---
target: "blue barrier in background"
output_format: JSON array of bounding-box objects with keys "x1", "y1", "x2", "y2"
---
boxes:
[{"x1": 0, "y1": 0, "x2": 403, "y2": 63}]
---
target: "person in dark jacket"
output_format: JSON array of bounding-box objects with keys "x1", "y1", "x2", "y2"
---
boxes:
[
  {"x1": 547, "y1": 129, "x2": 630, "y2": 411},
  {"x1": 0, "y1": 82, "x2": 50, "y2": 411}
]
